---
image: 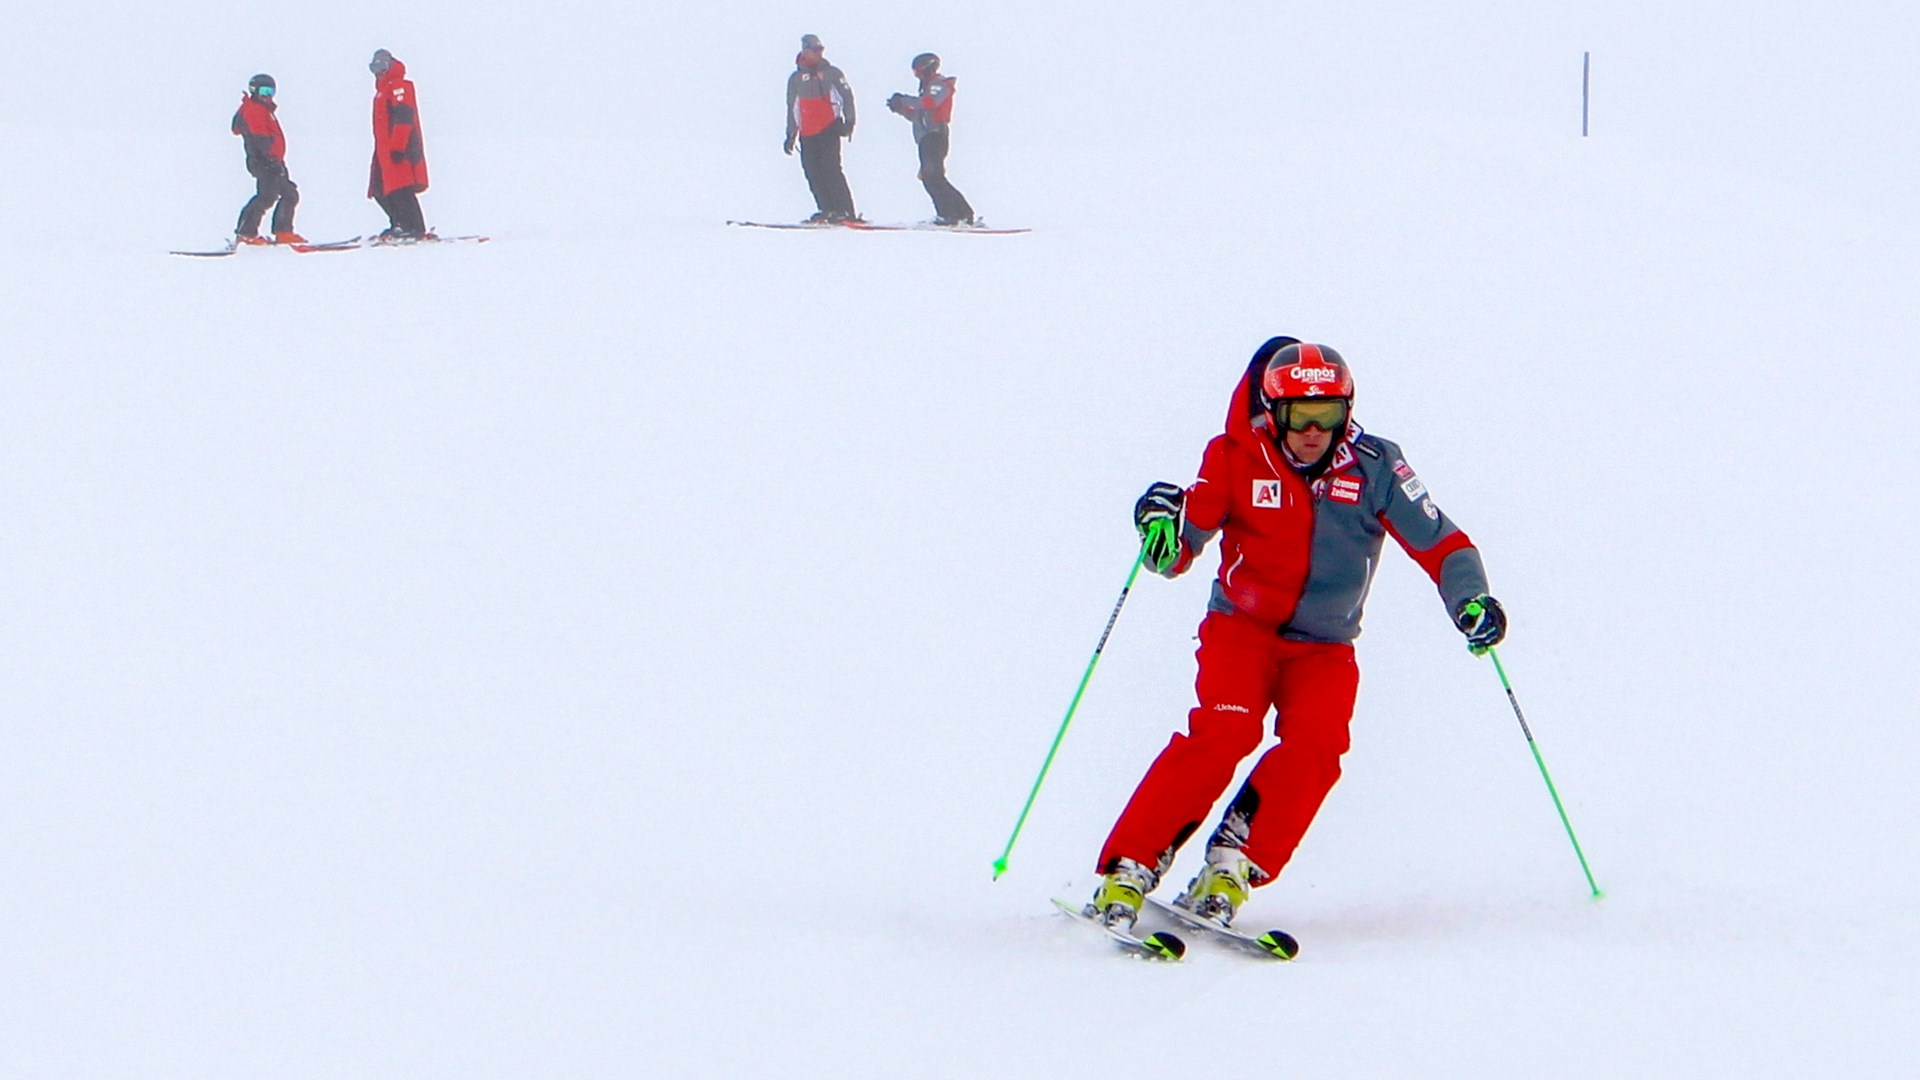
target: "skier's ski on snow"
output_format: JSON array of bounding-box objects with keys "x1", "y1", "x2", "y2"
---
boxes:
[
  {"x1": 726, "y1": 219, "x2": 1028, "y2": 234},
  {"x1": 170, "y1": 236, "x2": 360, "y2": 257},
  {"x1": 1145, "y1": 896, "x2": 1299, "y2": 960},
  {"x1": 1050, "y1": 897, "x2": 1186, "y2": 961},
  {"x1": 287, "y1": 236, "x2": 363, "y2": 253},
  {"x1": 365, "y1": 233, "x2": 490, "y2": 247},
  {"x1": 726, "y1": 219, "x2": 848, "y2": 230},
  {"x1": 843, "y1": 221, "x2": 1030, "y2": 235}
]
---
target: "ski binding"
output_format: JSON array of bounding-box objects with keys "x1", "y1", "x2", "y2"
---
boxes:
[
  {"x1": 1146, "y1": 896, "x2": 1298, "y2": 960},
  {"x1": 1051, "y1": 897, "x2": 1185, "y2": 961}
]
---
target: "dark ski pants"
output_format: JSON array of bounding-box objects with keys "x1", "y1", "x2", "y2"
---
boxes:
[
  {"x1": 374, "y1": 186, "x2": 428, "y2": 237},
  {"x1": 1099, "y1": 611, "x2": 1359, "y2": 885},
  {"x1": 916, "y1": 130, "x2": 974, "y2": 223},
  {"x1": 237, "y1": 170, "x2": 299, "y2": 237},
  {"x1": 800, "y1": 125, "x2": 857, "y2": 218}
]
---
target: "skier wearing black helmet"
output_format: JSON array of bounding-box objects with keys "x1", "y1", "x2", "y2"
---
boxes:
[
  {"x1": 885, "y1": 52, "x2": 975, "y2": 225},
  {"x1": 231, "y1": 73, "x2": 305, "y2": 244}
]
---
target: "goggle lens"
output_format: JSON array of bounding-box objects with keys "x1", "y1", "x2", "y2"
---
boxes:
[
  {"x1": 1277, "y1": 399, "x2": 1347, "y2": 432},
  {"x1": 256, "y1": 85, "x2": 274, "y2": 96}
]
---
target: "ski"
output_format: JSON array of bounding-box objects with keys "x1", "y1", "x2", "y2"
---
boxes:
[
  {"x1": 169, "y1": 243, "x2": 238, "y2": 258},
  {"x1": 364, "y1": 233, "x2": 490, "y2": 247},
  {"x1": 287, "y1": 236, "x2": 363, "y2": 253},
  {"x1": 843, "y1": 221, "x2": 1031, "y2": 235},
  {"x1": 725, "y1": 219, "x2": 848, "y2": 230},
  {"x1": 1145, "y1": 896, "x2": 1299, "y2": 960},
  {"x1": 1050, "y1": 897, "x2": 1186, "y2": 961},
  {"x1": 170, "y1": 237, "x2": 359, "y2": 257}
]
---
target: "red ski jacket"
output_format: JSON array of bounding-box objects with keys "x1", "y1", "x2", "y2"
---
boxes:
[
  {"x1": 370, "y1": 59, "x2": 429, "y2": 197},
  {"x1": 1162, "y1": 339, "x2": 1489, "y2": 643},
  {"x1": 231, "y1": 95, "x2": 285, "y2": 174},
  {"x1": 918, "y1": 74, "x2": 957, "y2": 126},
  {"x1": 787, "y1": 55, "x2": 855, "y2": 140}
]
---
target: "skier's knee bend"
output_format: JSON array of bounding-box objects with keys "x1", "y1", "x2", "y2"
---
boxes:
[{"x1": 1184, "y1": 704, "x2": 1265, "y2": 760}]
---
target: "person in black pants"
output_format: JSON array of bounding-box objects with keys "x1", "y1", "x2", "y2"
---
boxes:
[
  {"x1": 231, "y1": 73, "x2": 304, "y2": 244},
  {"x1": 887, "y1": 53, "x2": 975, "y2": 225},
  {"x1": 784, "y1": 35, "x2": 858, "y2": 222}
]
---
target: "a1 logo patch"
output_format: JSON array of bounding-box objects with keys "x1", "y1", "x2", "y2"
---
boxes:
[{"x1": 1251, "y1": 480, "x2": 1285, "y2": 508}]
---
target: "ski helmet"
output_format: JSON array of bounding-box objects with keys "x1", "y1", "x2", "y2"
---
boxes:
[
  {"x1": 1260, "y1": 342, "x2": 1354, "y2": 434},
  {"x1": 1261, "y1": 342, "x2": 1353, "y2": 402},
  {"x1": 801, "y1": 34, "x2": 825, "y2": 51},
  {"x1": 369, "y1": 49, "x2": 395, "y2": 76},
  {"x1": 248, "y1": 73, "x2": 276, "y2": 97},
  {"x1": 911, "y1": 52, "x2": 941, "y2": 75}
]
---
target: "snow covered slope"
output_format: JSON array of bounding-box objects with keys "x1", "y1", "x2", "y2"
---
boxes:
[{"x1": 4, "y1": 3, "x2": 1918, "y2": 1078}]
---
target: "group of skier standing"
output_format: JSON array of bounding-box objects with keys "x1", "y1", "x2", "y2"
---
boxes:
[
  {"x1": 216, "y1": 39, "x2": 1525, "y2": 944},
  {"x1": 229, "y1": 49, "x2": 431, "y2": 245},
  {"x1": 784, "y1": 35, "x2": 976, "y2": 225}
]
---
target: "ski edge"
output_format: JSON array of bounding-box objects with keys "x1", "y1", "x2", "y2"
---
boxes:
[
  {"x1": 1145, "y1": 896, "x2": 1298, "y2": 960},
  {"x1": 1050, "y1": 897, "x2": 1186, "y2": 961}
]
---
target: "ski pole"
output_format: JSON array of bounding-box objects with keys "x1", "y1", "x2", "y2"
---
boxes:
[
  {"x1": 992, "y1": 547, "x2": 1150, "y2": 881},
  {"x1": 1464, "y1": 601, "x2": 1603, "y2": 899}
]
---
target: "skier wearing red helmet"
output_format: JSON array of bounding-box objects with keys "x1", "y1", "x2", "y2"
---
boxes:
[{"x1": 1086, "y1": 337, "x2": 1508, "y2": 932}]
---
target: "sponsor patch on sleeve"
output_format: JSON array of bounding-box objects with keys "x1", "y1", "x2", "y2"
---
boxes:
[
  {"x1": 1392, "y1": 459, "x2": 1415, "y2": 480},
  {"x1": 1328, "y1": 476, "x2": 1363, "y2": 504},
  {"x1": 1421, "y1": 499, "x2": 1440, "y2": 520},
  {"x1": 1401, "y1": 477, "x2": 1428, "y2": 501}
]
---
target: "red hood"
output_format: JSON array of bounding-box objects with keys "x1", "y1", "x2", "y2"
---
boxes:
[
  {"x1": 377, "y1": 58, "x2": 409, "y2": 86},
  {"x1": 1226, "y1": 335, "x2": 1361, "y2": 468}
]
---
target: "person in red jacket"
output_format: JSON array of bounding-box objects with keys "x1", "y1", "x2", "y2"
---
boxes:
[
  {"x1": 231, "y1": 73, "x2": 305, "y2": 245},
  {"x1": 784, "y1": 34, "x2": 858, "y2": 223},
  {"x1": 1085, "y1": 337, "x2": 1508, "y2": 932},
  {"x1": 886, "y1": 53, "x2": 975, "y2": 225},
  {"x1": 367, "y1": 49, "x2": 430, "y2": 241}
]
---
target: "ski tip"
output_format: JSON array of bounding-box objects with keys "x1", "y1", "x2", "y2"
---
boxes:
[
  {"x1": 1142, "y1": 932, "x2": 1186, "y2": 961},
  {"x1": 1256, "y1": 930, "x2": 1300, "y2": 960}
]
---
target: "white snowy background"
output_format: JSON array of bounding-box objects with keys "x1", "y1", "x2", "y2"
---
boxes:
[{"x1": 4, "y1": 2, "x2": 1918, "y2": 1077}]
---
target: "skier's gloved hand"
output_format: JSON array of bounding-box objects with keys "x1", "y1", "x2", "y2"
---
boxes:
[
  {"x1": 783, "y1": 134, "x2": 796, "y2": 155},
  {"x1": 1454, "y1": 595, "x2": 1507, "y2": 651},
  {"x1": 887, "y1": 93, "x2": 914, "y2": 115},
  {"x1": 1134, "y1": 481, "x2": 1186, "y2": 573}
]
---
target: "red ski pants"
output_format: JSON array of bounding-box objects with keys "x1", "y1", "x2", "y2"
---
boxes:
[{"x1": 1099, "y1": 611, "x2": 1359, "y2": 885}]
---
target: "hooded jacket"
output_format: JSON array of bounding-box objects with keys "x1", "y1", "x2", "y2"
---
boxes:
[
  {"x1": 898, "y1": 73, "x2": 957, "y2": 141},
  {"x1": 1162, "y1": 338, "x2": 1489, "y2": 643},
  {"x1": 370, "y1": 59, "x2": 429, "y2": 197},
  {"x1": 787, "y1": 54, "x2": 855, "y2": 141},
  {"x1": 232, "y1": 95, "x2": 285, "y2": 176}
]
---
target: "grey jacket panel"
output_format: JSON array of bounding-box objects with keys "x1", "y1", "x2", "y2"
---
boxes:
[
  {"x1": 786, "y1": 62, "x2": 856, "y2": 141},
  {"x1": 1201, "y1": 431, "x2": 1485, "y2": 644}
]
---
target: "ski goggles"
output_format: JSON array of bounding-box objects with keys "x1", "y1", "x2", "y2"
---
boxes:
[
  {"x1": 1273, "y1": 399, "x2": 1348, "y2": 432},
  {"x1": 254, "y1": 85, "x2": 275, "y2": 97}
]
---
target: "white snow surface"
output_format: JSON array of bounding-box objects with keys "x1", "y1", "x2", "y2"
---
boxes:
[{"x1": 5, "y1": 3, "x2": 1919, "y2": 1077}]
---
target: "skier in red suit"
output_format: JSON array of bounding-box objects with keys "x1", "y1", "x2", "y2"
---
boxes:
[
  {"x1": 368, "y1": 49, "x2": 430, "y2": 240},
  {"x1": 1086, "y1": 337, "x2": 1508, "y2": 931}
]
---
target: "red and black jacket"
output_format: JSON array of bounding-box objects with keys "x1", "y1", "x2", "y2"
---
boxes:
[
  {"x1": 231, "y1": 95, "x2": 285, "y2": 176},
  {"x1": 369, "y1": 59, "x2": 429, "y2": 197}
]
